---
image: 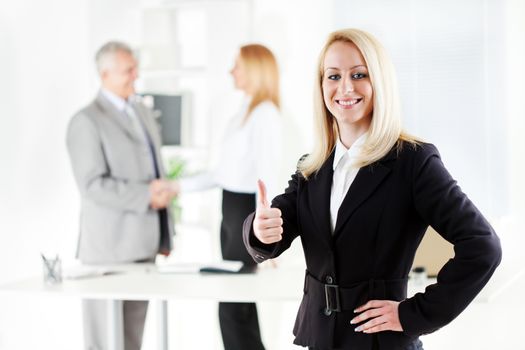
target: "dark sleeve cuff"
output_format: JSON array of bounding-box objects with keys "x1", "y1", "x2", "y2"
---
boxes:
[{"x1": 242, "y1": 212, "x2": 278, "y2": 263}]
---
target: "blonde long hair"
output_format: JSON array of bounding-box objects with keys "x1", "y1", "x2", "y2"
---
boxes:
[
  {"x1": 299, "y1": 28, "x2": 418, "y2": 179},
  {"x1": 239, "y1": 44, "x2": 281, "y2": 120}
]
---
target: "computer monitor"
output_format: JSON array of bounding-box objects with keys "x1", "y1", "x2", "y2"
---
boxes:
[{"x1": 142, "y1": 93, "x2": 190, "y2": 146}]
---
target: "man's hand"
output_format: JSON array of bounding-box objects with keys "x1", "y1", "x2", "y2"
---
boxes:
[
  {"x1": 149, "y1": 179, "x2": 176, "y2": 209},
  {"x1": 253, "y1": 180, "x2": 283, "y2": 244}
]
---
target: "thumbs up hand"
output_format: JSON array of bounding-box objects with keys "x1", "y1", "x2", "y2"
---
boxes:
[{"x1": 253, "y1": 180, "x2": 283, "y2": 244}]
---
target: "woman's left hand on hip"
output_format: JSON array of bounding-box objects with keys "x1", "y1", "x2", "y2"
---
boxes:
[{"x1": 350, "y1": 300, "x2": 403, "y2": 333}]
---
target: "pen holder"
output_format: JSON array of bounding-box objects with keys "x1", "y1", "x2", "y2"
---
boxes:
[{"x1": 42, "y1": 255, "x2": 62, "y2": 284}]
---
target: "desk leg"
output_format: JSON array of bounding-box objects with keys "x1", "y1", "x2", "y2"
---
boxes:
[
  {"x1": 107, "y1": 299, "x2": 123, "y2": 350},
  {"x1": 155, "y1": 299, "x2": 168, "y2": 350}
]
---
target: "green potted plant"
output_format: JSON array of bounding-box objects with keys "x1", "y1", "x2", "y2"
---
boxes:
[{"x1": 166, "y1": 156, "x2": 186, "y2": 222}]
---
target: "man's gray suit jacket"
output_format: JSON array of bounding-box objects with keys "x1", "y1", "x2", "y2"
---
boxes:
[{"x1": 66, "y1": 92, "x2": 174, "y2": 264}]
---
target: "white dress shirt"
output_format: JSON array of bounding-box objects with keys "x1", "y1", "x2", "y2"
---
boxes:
[
  {"x1": 330, "y1": 133, "x2": 367, "y2": 233},
  {"x1": 101, "y1": 88, "x2": 126, "y2": 110},
  {"x1": 179, "y1": 98, "x2": 283, "y2": 202},
  {"x1": 101, "y1": 88, "x2": 142, "y2": 138}
]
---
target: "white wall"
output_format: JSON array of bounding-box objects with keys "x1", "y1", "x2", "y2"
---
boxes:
[
  {"x1": 251, "y1": 0, "x2": 335, "y2": 162},
  {"x1": 0, "y1": 0, "x2": 91, "y2": 278},
  {"x1": 504, "y1": 0, "x2": 525, "y2": 264},
  {"x1": 0, "y1": 0, "x2": 90, "y2": 348}
]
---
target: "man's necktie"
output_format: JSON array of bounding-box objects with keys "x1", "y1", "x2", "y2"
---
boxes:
[{"x1": 124, "y1": 104, "x2": 171, "y2": 254}]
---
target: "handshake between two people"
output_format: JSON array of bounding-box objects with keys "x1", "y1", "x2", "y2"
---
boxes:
[{"x1": 149, "y1": 179, "x2": 181, "y2": 210}]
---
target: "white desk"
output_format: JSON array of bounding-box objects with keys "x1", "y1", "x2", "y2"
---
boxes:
[
  {"x1": 0, "y1": 264, "x2": 305, "y2": 350},
  {"x1": 0, "y1": 264, "x2": 437, "y2": 350}
]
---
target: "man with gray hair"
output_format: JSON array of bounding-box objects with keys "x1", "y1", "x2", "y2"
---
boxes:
[{"x1": 67, "y1": 41, "x2": 176, "y2": 349}]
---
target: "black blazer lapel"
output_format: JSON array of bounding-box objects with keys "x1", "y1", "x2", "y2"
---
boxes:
[
  {"x1": 307, "y1": 151, "x2": 335, "y2": 239},
  {"x1": 333, "y1": 160, "x2": 392, "y2": 237}
]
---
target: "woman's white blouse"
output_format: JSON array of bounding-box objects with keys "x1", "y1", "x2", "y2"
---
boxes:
[
  {"x1": 329, "y1": 134, "x2": 367, "y2": 233},
  {"x1": 179, "y1": 99, "x2": 283, "y2": 202}
]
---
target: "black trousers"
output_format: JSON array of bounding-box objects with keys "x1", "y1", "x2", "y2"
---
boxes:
[{"x1": 219, "y1": 190, "x2": 265, "y2": 350}]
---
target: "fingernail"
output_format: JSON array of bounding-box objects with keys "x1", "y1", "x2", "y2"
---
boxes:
[
  {"x1": 353, "y1": 309, "x2": 358, "y2": 313},
  {"x1": 354, "y1": 326, "x2": 362, "y2": 332},
  {"x1": 350, "y1": 319, "x2": 356, "y2": 324}
]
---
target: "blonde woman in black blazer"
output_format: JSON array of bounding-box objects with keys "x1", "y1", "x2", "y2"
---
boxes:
[{"x1": 242, "y1": 28, "x2": 502, "y2": 350}]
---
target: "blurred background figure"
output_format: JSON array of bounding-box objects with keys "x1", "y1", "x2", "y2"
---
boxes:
[
  {"x1": 66, "y1": 41, "x2": 176, "y2": 350},
  {"x1": 172, "y1": 43, "x2": 283, "y2": 350}
]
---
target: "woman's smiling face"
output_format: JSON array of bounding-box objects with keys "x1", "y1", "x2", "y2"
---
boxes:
[{"x1": 322, "y1": 40, "x2": 374, "y2": 131}]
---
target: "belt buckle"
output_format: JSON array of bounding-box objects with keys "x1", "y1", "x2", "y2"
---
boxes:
[{"x1": 324, "y1": 284, "x2": 341, "y2": 312}]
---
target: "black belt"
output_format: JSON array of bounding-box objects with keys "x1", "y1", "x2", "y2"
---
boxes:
[{"x1": 305, "y1": 271, "x2": 408, "y2": 314}]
